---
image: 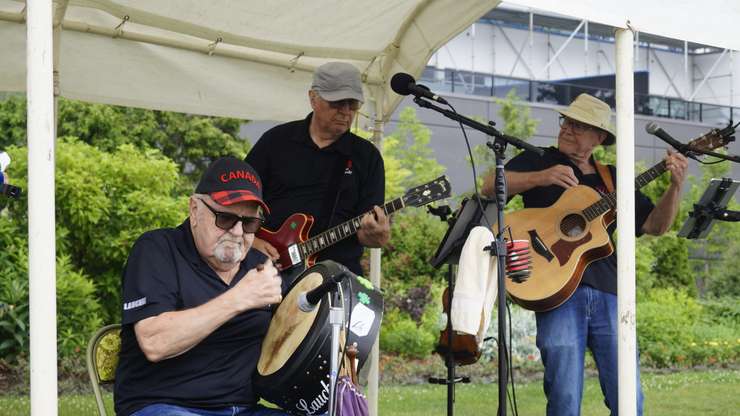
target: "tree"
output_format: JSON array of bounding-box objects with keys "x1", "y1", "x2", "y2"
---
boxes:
[
  {"x1": 382, "y1": 107, "x2": 446, "y2": 198},
  {"x1": 354, "y1": 109, "x2": 449, "y2": 357},
  {"x1": 471, "y1": 89, "x2": 539, "y2": 177},
  {"x1": 0, "y1": 96, "x2": 251, "y2": 186},
  {"x1": 3, "y1": 140, "x2": 187, "y2": 323}
]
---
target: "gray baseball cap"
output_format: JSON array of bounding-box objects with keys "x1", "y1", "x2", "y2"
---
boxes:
[{"x1": 311, "y1": 62, "x2": 364, "y2": 103}]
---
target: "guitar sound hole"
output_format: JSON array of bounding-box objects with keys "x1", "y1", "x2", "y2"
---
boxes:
[{"x1": 560, "y1": 214, "x2": 587, "y2": 238}]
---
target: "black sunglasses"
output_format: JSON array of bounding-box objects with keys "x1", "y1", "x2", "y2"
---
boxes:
[{"x1": 199, "y1": 199, "x2": 264, "y2": 234}]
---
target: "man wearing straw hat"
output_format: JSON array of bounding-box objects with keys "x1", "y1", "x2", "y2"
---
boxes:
[
  {"x1": 246, "y1": 62, "x2": 390, "y2": 277},
  {"x1": 483, "y1": 93, "x2": 688, "y2": 415}
]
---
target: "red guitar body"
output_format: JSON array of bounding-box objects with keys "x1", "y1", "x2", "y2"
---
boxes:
[
  {"x1": 256, "y1": 176, "x2": 454, "y2": 273},
  {"x1": 256, "y1": 213, "x2": 316, "y2": 271}
]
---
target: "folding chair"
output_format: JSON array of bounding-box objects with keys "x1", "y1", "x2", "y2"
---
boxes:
[{"x1": 86, "y1": 324, "x2": 121, "y2": 416}]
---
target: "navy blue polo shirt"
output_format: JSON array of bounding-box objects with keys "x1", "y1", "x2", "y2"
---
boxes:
[
  {"x1": 114, "y1": 219, "x2": 270, "y2": 416},
  {"x1": 246, "y1": 113, "x2": 385, "y2": 275},
  {"x1": 505, "y1": 147, "x2": 655, "y2": 295}
]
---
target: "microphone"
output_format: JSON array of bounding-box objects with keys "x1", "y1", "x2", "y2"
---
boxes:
[
  {"x1": 297, "y1": 270, "x2": 347, "y2": 312},
  {"x1": 390, "y1": 72, "x2": 448, "y2": 105},
  {"x1": 645, "y1": 122, "x2": 687, "y2": 152}
]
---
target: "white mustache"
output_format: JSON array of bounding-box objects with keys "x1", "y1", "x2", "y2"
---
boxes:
[{"x1": 217, "y1": 236, "x2": 243, "y2": 245}]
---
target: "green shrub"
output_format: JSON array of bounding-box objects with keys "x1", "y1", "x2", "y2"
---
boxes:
[
  {"x1": 0, "y1": 216, "x2": 30, "y2": 361},
  {"x1": 56, "y1": 256, "x2": 104, "y2": 357},
  {"x1": 637, "y1": 289, "x2": 739, "y2": 367},
  {"x1": 5, "y1": 141, "x2": 187, "y2": 323},
  {"x1": 699, "y1": 297, "x2": 740, "y2": 328},
  {"x1": 380, "y1": 210, "x2": 447, "y2": 293},
  {"x1": 637, "y1": 288, "x2": 701, "y2": 367},
  {"x1": 0, "y1": 254, "x2": 103, "y2": 360},
  {"x1": 380, "y1": 309, "x2": 437, "y2": 359},
  {"x1": 0, "y1": 250, "x2": 103, "y2": 361}
]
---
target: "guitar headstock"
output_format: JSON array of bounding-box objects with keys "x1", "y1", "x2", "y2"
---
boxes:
[
  {"x1": 402, "y1": 176, "x2": 452, "y2": 207},
  {"x1": 686, "y1": 122, "x2": 738, "y2": 154}
]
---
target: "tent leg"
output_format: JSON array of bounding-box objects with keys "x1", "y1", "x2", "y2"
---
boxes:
[
  {"x1": 27, "y1": 1, "x2": 58, "y2": 415},
  {"x1": 366, "y1": 102, "x2": 385, "y2": 416},
  {"x1": 616, "y1": 27, "x2": 637, "y2": 416},
  {"x1": 367, "y1": 248, "x2": 381, "y2": 416}
]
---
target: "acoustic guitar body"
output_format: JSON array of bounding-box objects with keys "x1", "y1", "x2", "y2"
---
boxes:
[{"x1": 503, "y1": 185, "x2": 615, "y2": 312}]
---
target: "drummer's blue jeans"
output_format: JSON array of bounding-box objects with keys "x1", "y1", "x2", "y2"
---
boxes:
[
  {"x1": 535, "y1": 285, "x2": 644, "y2": 416},
  {"x1": 131, "y1": 403, "x2": 291, "y2": 416}
]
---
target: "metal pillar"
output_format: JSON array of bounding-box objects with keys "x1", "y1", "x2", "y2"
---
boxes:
[
  {"x1": 616, "y1": 26, "x2": 637, "y2": 416},
  {"x1": 27, "y1": 0, "x2": 58, "y2": 414},
  {"x1": 366, "y1": 92, "x2": 385, "y2": 416}
]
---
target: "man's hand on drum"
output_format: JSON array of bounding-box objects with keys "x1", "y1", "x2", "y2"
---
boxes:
[{"x1": 232, "y1": 259, "x2": 282, "y2": 311}]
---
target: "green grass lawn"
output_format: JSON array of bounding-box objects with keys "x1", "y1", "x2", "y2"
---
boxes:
[{"x1": 0, "y1": 370, "x2": 737, "y2": 415}]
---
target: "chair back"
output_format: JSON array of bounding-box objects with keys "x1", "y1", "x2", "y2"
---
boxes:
[{"x1": 86, "y1": 324, "x2": 121, "y2": 416}]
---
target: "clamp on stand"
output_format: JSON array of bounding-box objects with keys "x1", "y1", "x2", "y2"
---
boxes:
[{"x1": 679, "y1": 177, "x2": 740, "y2": 239}]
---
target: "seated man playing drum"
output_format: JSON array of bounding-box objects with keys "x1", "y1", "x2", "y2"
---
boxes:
[{"x1": 114, "y1": 157, "x2": 291, "y2": 416}]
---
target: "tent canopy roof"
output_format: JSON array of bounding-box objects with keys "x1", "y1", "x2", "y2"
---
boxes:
[
  {"x1": 1, "y1": 0, "x2": 739, "y2": 122},
  {"x1": 0, "y1": 0, "x2": 500, "y2": 122}
]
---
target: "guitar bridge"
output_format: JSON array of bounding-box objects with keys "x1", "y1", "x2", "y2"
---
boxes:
[
  {"x1": 528, "y1": 230, "x2": 554, "y2": 262},
  {"x1": 287, "y1": 244, "x2": 302, "y2": 266}
]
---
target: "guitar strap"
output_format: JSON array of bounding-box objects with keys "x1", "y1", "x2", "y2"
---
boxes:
[
  {"x1": 319, "y1": 151, "x2": 352, "y2": 233},
  {"x1": 593, "y1": 159, "x2": 615, "y2": 193}
]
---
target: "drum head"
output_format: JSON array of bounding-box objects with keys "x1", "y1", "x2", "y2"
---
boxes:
[{"x1": 258, "y1": 270, "x2": 323, "y2": 376}]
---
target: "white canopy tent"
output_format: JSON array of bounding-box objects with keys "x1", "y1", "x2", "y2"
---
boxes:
[{"x1": 3, "y1": 1, "x2": 740, "y2": 415}]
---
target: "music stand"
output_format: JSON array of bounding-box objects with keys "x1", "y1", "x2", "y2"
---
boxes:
[
  {"x1": 431, "y1": 195, "x2": 499, "y2": 267},
  {"x1": 679, "y1": 178, "x2": 740, "y2": 239},
  {"x1": 428, "y1": 195, "x2": 498, "y2": 416}
]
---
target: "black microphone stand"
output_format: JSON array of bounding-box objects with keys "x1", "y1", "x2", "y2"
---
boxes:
[
  {"x1": 656, "y1": 123, "x2": 740, "y2": 164},
  {"x1": 413, "y1": 96, "x2": 542, "y2": 416}
]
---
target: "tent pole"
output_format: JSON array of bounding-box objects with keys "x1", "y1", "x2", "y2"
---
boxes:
[
  {"x1": 27, "y1": 0, "x2": 58, "y2": 415},
  {"x1": 615, "y1": 27, "x2": 637, "y2": 416},
  {"x1": 367, "y1": 91, "x2": 385, "y2": 416}
]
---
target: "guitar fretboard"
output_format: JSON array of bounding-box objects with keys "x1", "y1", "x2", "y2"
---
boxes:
[
  {"x1": 298, "y1": 197, "x2": 406, "y2": 258},
  {"x1": 582, "y1": 160, "x2": 667, "y2": 221}
]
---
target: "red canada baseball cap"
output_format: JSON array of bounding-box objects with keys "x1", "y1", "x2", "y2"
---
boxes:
[{"x1": 195, "y1": 157, "x2": 270, "y2": 214}]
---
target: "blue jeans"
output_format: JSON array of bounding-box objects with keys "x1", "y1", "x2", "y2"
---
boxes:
[
  {"x1": 535, "y1": 286, "x2": 644, "y2": 416},
  {"x1": 131, "y1": 403, "x2": 291, "y2": 416}
]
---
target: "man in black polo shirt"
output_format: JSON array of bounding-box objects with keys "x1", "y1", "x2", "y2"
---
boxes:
[
  {"x1": 114, "y1": 157, "x2": 289, "y2": 416},
  {"x1": 483, "y1": 94, "x2": 688, "y2": 416},
  {"x1": 246, "y1": 62, "x2": 389, "y2": 276}
]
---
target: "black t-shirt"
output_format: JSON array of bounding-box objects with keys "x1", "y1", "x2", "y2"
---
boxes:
[
  {"x1": 245, "y1": 113, "x2": 385, "y2": 275},
  {"x1": 114, "y1": 220, "x2": 269, "y2": 416},
  {"x1": 505, "y1": 147, "x2": 655, "y2": 294}
]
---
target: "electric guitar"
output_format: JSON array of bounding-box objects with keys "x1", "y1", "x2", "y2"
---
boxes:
[
  {"x1": 257, "y1": 176, "x2": 452, "y2": 273},
  {"x1": 503, "y1": 123, "x2": 737, "y2": 312}
]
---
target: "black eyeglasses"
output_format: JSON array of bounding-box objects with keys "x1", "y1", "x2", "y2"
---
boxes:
[
  {"x1": 559, "y1": 115, "x2": 598, "y2": 135},
  {"x1": 199, "y1": 199, "x2": 264, "y2": 233},
  {"x1": 326, "y1": 98, "x2": 361, "y2": 111}
]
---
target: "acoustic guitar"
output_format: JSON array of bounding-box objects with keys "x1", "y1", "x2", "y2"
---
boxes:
[
  {"x1": 503, "y1": 124, "x2": 736, "y2": 312},
  {"x1": 257, "y1": 176, "x2": 451, "y2": 273}
]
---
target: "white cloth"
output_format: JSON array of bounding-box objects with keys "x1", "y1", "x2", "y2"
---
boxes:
[{"x1": 450, "y1": 226, "x2": 498, "y2": 345}]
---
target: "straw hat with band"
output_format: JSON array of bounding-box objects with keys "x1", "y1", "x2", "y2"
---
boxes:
[{"x1": 557, "y1": 93, "x2": 616, "y2": 146}]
